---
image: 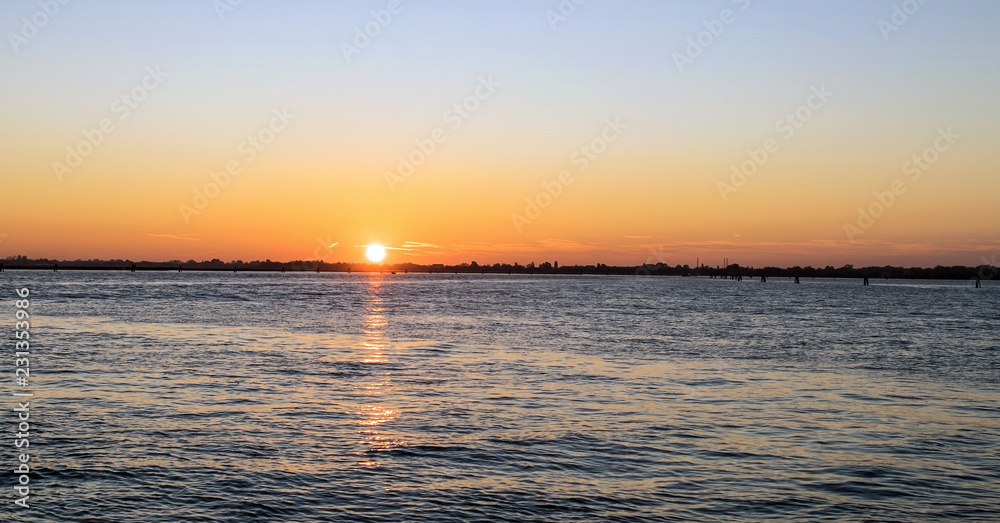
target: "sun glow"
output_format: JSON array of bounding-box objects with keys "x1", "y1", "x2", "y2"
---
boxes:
[{"x1": 366, "y1": 244, "x2": 387, "y2": 263}]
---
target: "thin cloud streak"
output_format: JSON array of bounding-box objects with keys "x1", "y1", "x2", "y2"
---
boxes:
[{"x1": 144, "y1": 233, "x2": 203, "y2": 242}]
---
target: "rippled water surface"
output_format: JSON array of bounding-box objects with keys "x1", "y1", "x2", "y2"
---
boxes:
[{"x1": 4, "y1": 272, "x2": 999, "y2": 521}]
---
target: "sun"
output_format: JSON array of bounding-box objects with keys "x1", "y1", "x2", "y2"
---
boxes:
[{"x1": 366, "y1": 244, "x2": 386, "y2": 263}]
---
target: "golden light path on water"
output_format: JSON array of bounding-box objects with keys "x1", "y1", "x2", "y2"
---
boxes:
[{"x1": 356, "y1": 275, "x2": 402, "y2": 466}]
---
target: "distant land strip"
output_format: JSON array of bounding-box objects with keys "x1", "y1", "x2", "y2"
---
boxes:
[{"x1": 0, "y1": 257, "x2": 996, "y2": 281}]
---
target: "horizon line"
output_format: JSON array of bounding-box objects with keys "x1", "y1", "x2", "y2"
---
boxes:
[{"x1": 1, "y1": 256, "x2": 997, "y2": 277}]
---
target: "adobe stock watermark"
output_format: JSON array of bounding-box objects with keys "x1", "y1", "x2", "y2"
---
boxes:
[
  {"x1": 341, "y1": 0, "x2": 403, "y2": 64},
  {"x1": 843, "y1": 127, "x2": 959, "y2": 242},
  {"x1": 312, "y1": 235, "x2": 339, "y2": 261},
  {"x1": 384, "y1": 75, "x2": 500, "y2": 192},
  {"x1": 52, "y1": 66, "x2": 169, "y2": 183},
  {"x1": 179, "y1": 108, "x2": 295, "y2": 223},
  {"x1": 979, "y1": 255, "x2": 998, "y2": 281},
  {"x1": 7, "y1": 0, "x2": 70, "y2": 53},
  {"x1": 878, "y1": 0, "x2": 929, "y2": 41},
  {"x1": 12, "y1": 287, "x2": 33, "y2": 509},
  {"x1": 672, "y1": 0, "x2": 751, "y2": 73},
  {"x1": 635, "y1": 245, "x2": 672, "y2": 278},
  {"x1": 717, "y1": 84, "x2": 833, "y2": 201},
  {"x1": 545, "y1": 0, "x2": 586, "y2": 31},
  {"x1": 212, "y1": 0, "x2": 245, "y2": 21},
  {"x1": 511, "y1": 117, "x2": 627, "y2": 233}
]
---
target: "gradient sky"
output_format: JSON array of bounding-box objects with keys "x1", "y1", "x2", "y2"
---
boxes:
[{"x1": 2, "y1": 0, "x2": 998, "y2": 267}]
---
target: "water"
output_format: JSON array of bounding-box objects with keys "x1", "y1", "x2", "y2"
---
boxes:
[{"x1": 3, "y1": 272, "x2": 999, "y2": 521}]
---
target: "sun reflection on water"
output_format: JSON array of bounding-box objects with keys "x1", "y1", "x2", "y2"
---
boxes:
[{"x1": 356, "y1": 275, "x2": 402, "y2": 466}]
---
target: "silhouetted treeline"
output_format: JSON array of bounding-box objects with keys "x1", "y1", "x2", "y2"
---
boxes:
[{"x1": 2, "y1": 255, "x2": 996, "y2": 280}]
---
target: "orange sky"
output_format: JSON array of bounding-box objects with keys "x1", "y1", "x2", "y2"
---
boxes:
[{"x1": 1, "y1": 2, "x2": 998, "y2": 267}]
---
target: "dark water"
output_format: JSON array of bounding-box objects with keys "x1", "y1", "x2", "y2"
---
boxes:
[{"x1": 3, "y1": 272, "x2": 999, "y2": 521}]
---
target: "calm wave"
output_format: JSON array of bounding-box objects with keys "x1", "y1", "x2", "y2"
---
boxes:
[{"x1": 6, "y1": 272, "x2": 1000, "y2": 521}]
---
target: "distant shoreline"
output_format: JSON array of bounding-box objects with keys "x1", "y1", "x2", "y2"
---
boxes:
[{"x1": 0, "y1": 259, "x2": 995, "y2": 281}]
